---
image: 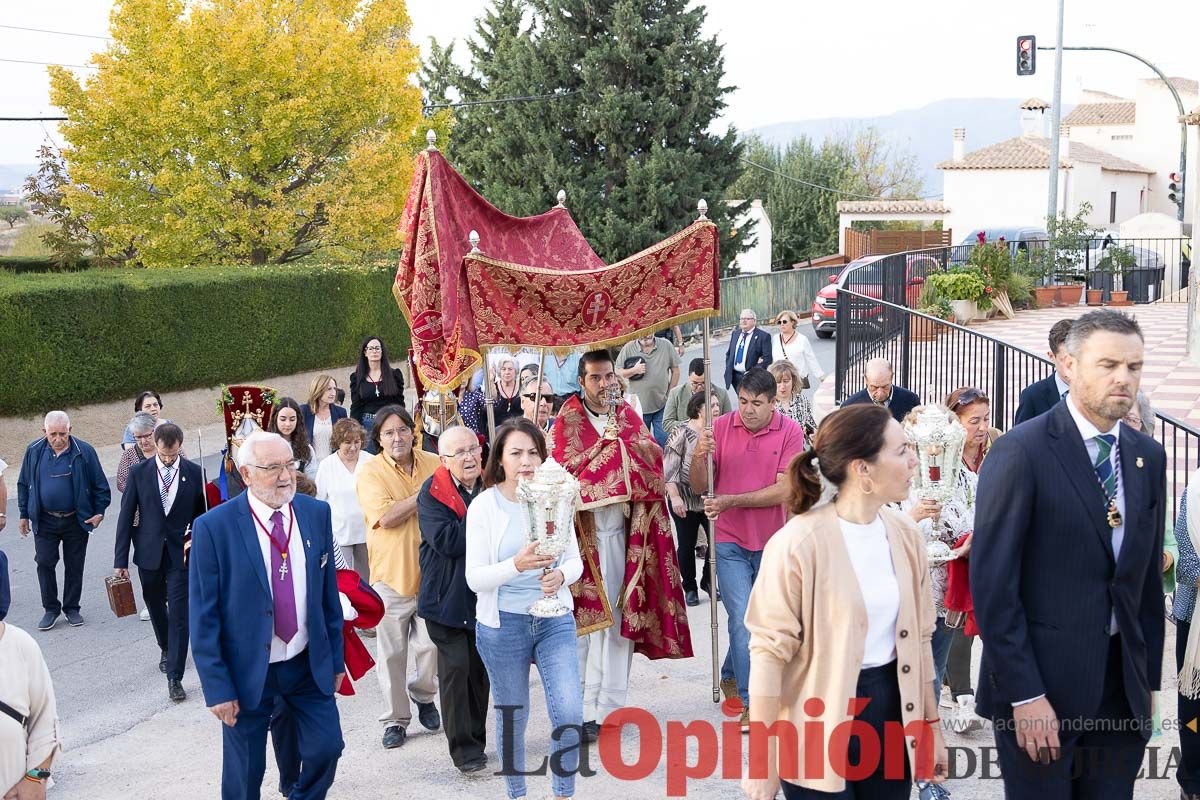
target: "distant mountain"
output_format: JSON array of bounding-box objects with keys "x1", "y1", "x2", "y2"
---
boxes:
[
  {"x1": 0, "y1": 164, "x2": 35, "y2": 194},
  {"x1": 747, "y1": 98, "x2": 1075, "y2": 197}
]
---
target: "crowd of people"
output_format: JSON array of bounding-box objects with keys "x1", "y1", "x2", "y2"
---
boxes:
[{"x1": 0, "y1": 306, "x2": 1190, "y2": 800}]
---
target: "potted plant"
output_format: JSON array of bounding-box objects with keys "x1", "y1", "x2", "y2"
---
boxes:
[
  {"x1": 911, "y1": 287, "x2": 952, "y2": 340},
  {"x1": 1097, "y1": 245, "x2": 1137, "y2": 306},
  {"x1": 968, "y1": 233, "x2": 1016, "y2": 319},
  {"x1": 927, "y1": 267, "x2": 990, "y2": 324},
  {"x1": 1042, "y1": 204, "x2": 1099, "y2": 306}
]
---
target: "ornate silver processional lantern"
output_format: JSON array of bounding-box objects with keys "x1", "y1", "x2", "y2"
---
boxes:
[{"x1": 515, "y1": 457, "x2": 581, "y2": 618}]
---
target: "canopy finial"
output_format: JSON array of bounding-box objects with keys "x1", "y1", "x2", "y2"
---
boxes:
[
  {"x1": 426, "y1": 129, "x2": 437, "y2": 150},
  {"x1": 555, "y1": 189, "x2": 567, "y2": 209},
  {"x1": 697, "y1": 198, "x2": 708, "y2": 221},
  {"x1": 469, "y1": 230, "x2": 481, "y2": 253}
]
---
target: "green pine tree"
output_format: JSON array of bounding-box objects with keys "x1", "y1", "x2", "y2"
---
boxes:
[{"x1": 428, "y1": 0, "x2": 748, "y2": 271}]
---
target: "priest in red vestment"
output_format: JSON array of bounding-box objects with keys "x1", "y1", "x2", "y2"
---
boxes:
[{"x1": 550, "y1": 350, "x2": 692, "y2": 737}]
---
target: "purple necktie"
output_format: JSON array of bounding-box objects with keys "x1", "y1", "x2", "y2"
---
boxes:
[{"x1": 270, "y1": 511, "x2": 298, "y2": 644}]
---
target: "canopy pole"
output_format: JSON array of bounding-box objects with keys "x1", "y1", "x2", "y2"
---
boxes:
[
  {"x1": 535, "y1": 347, "x2": 548, "y2": 432},
  {"x1": 703, "y1": 315, "x2": 719, "y2": 704},
  {"x1": 483, "y1": 347, "x2": 498, "y2": 444}
]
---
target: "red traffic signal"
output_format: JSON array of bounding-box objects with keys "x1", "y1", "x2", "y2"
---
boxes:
[
  {"x1": 1017, "y1": 35, "x2": 1037, "y2": 76},
  {"x1": 1168, "y1": 172, "x2": 1184, "y2": 205}
]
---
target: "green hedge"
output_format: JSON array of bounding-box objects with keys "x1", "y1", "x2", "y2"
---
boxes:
[
  {"x1": 0, "y1": 255, "x2": 94, "y2": 273},
  {"x1": 0, "y1": 263, "x2": 409, "y2": 415}
]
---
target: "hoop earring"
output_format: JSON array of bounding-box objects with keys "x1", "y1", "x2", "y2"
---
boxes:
[{"x1": 860, "y1": 477, "x2": 876, "y2": 496}]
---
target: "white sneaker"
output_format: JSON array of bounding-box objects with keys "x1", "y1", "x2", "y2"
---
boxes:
[
  {"x1": 938, "y1": 686, "x2": 954, "y2": 709},
  {"x1": 139, "y1": 608, "x2": 151, "y2": 621},
  {"x1": 955, "y1": 694, "x2": 982, "y2": 732}
]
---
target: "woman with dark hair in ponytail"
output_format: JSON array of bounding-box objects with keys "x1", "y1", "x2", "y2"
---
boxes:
[{"x1": 742, "y1": 404, "x2": 947, "y2": 800}]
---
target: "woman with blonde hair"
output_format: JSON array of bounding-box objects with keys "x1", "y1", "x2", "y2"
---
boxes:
[
  {"x1": 743, "y1": 404, "x2": 946, "y2": 799},
  {"x1": 303, "y1": 374, "x2": 347, "y2": 462},
  {"x1": 771, "y1": 310, "x2": 825, "y2": 386},
  {"x1": 768, "y1": 359, "x2": 817, "y2": 438}
]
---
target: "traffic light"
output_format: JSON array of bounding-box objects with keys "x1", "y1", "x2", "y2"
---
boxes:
[
  {"x1": 1017, "y1": 35, "x2": 1036, "y2": 76},
  {"x1": 1168, "y1": 172, "x2": 1184, "y2": 206}
]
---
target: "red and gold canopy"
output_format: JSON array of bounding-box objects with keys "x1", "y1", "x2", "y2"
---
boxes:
[{"x1": 394, "y1": 147, "x2": 720, "y2": 391}]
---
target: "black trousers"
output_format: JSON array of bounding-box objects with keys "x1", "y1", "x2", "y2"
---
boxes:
[
  {"x1": 992, "y1": 634, "x2": 1146, "y2": 799},
  {"x1": 781, "y1": 661, "x2": 911, "y2": 799},
  {"x1": 945, "y1": 627, "x2": 974, "y2": 698},
  {"x1": 1178, "y1": 619, "x2": 1200, "y2": 794},
  {"x1": 139, "y1": 544, "x2": 190, "y2": 680},
  {"x1": 425, "y1": 618, "x2": 489, "y2": 766},
  {"x1": 670, "y1": 510, "x2": 711, "y2": 594},
  {"x1": 34, "y1": 514, "x2": 89, "y2": 614}
]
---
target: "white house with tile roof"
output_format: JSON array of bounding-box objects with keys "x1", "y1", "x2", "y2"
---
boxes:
[
  {"x1": 940, "y1": 86, "x2": 1197, "y2": 240},
  {"x1": 1064, "y1": 77, "x2": 1198, "y2": 222}
]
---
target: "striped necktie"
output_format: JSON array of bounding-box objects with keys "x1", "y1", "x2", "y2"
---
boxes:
[
  {"x1": 1093, "y1": 434, "x2": 1116, "y2": 498},
  {"x1": 160, "y1": 464, "x2": 174, "y2": 510}
]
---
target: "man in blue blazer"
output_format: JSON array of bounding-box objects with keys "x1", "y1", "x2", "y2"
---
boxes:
[
  {"x1": 971, "y1": 310, "x2": 1165, "y2": 799},
  {"x1": 190, "y1": 430, "x2": 345, "y2": 800},
  {"x1": 1014, "y1": 318, "x2": 1074, "y2": 424},
  {"x1": 114, "y1": 423, "x2": 206, "y2": 701},
  {"x1": 724, "y1": 308, "x2": 773, "y2": 390}
]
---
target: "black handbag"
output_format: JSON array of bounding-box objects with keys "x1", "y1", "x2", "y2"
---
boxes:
[{"x1": 622, "y1": 356, "x2": 647, "y2": 380}]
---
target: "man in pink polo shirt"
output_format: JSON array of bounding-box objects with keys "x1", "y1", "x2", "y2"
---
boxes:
[{"x1": 689, "y1": 367, "x2": 805, "y2": 724}]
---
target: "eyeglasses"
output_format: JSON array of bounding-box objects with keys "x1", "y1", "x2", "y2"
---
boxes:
[
  {"x1": 447, "y1": 445, "x2": 483, "y2": 460},
  {"x1": 776, "y1": 318, "x2": 794, "y2": 325},
  {"x1": 364, "y1": 345, "x2": 382, "y2": 352},
  {"x1": 250, "y1": 461, "x2": 300, "y2": 476},
  {"x1": 133, "y1": 432, "x2": 155, "y2": 441},
  {"x1": 951, "y1": 388, "x2": 988, "y2": 409},
  {"x1": 522, "y1": 393, "x2": 550, "y2": 401}
]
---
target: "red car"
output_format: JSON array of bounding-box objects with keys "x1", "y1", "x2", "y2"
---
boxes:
[{"x1": 811, "y1": 254, "x2": 940, "y2": 338}]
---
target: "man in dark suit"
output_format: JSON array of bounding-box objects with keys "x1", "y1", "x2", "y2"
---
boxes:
[
  {"x1": 1014, "y1": 318, "x2": 1074, "y2": 424},
  {"x1": 971, "y1": 310, "x2": 1164, "y2": 799},
  {"x1": 190, "y1": 430, "x2": 345, "y2": 800},
  {"x1": 724, "y1": 308, "x2": 772, "y2": 391},
  {"x1": 114, "y1": 423, "x2": 206, "y2": 701},
  {"x1": 840, "y1": 358, "x2": 921, "y2": 422}
]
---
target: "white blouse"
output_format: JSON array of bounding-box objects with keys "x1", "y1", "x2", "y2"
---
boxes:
[
  {"x1": 311, "y1": 415, "x2": 334, "y2": 462},
  {"x1": 315, "y1": 451, "x2": 373, "y2": 546},
  {"x1": 771, "y1": 331, "x2": 824, "y2": 384},
  {"x1": 838, "y1": 515, "x2": 900, "y2": 668},
  {"x1": 0, "y1": 624, "x2": 61, "y2": 792}
]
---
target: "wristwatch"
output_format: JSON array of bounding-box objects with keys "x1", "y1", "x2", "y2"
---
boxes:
[{"x1": 25, "y1": 768, "x2": 51, "y2": 782}]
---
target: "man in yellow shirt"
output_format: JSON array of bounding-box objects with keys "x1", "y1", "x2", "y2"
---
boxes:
[{"x1": 355, "y1": 405, "x2": 441, "y2": 750}]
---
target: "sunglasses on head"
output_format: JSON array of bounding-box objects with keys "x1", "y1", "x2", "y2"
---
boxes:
[{"x1": 951, "y1": 388, "x2": 988, "y2": 408}]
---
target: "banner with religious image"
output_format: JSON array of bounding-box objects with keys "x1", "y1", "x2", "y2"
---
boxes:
[{"x1": 394, "y1": 147, "x2": 719, "y2": 391}]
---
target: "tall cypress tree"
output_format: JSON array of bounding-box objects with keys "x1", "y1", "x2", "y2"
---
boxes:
[{"x1": 431, "y1": 0, "x2": 746, "y2": 270}]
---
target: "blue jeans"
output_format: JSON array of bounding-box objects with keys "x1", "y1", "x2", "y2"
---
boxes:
[
  {"x1": 476, "y1": 612, "x2": 582, "y2": 799},
  {"x1": 931, "y1": 616, "x2": 953, "y2": 701},
  {"x1": 715, "y1": 542, "x2": 763, "y2": 707},
  {"x1": 642, "y1": 408, "x2": 666, "y2": 448}
]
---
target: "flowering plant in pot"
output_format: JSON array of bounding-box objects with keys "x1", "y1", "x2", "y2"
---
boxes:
[
  {"x1": 927, "y1": 267, "x2": 990, "y2": 324},
  {"x1": 1097, "y1": 245, "x2": 1137, "y2": 306}
]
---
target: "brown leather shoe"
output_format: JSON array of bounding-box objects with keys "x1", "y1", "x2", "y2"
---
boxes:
[{"x1": 720, "y1": 677, "x2": 737, "y2": 701}]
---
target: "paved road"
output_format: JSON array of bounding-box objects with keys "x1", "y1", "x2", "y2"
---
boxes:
[
  {"x1": 683, "y1": 323, "x2": 835, "y2": 399},
  {"x1": 0, "y1": 327, "x2": 1186, "y2": 798}
]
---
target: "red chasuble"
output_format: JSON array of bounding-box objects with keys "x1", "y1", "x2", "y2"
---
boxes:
[{"x1": 550, "y1": 394, "x2": 693, "y2": 660}]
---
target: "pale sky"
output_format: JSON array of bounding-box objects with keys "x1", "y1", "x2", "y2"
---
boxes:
[{"x1": 1, "y1": 0, "x2": 1198, "y2": 165}]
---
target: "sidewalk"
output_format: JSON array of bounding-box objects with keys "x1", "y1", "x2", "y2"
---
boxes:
[{"x1": 814, "y1": 303, "x2": 1199, "y2": 425}]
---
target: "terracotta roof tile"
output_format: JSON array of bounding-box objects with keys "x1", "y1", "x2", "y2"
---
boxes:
[
  {"x1": 1021, "y1": 97, "x2": 1051, "y2": 110},
  {"x1": 937, "y1": 135, "x2": 1153, "y2": 174},
  {"x1": 1062, "y1": 102, "x2": 1135, "y2": 126},
  {"x1": 836, "y1": 200, "x2": 948, "y2": 214}
]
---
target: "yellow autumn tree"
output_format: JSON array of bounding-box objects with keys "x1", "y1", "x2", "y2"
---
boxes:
[{"x1": 49, "y1": 0, "x2": 431, "y2": 266}]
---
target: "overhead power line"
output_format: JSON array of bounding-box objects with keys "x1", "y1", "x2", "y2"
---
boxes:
[
  {"x1": 739, "y1": 157, "x2": 881, "y2": 200},
  {"x1": 0, "y1": 57, "x2": 96, "y2": 69},
  {"x1": 0, "y1": 116, "x2": 67, "y2": 121},
  {"x1": 0, "y1": 23, "x2": 111, "y2": 40}
]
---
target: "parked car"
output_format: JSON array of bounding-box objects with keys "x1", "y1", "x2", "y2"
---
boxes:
[
  {"x1": 950, "y1": 227, "x2": 1048, "y2": 266},
  {"x1": 811, "y1": 253, "x2": 940, "y2": 338}
]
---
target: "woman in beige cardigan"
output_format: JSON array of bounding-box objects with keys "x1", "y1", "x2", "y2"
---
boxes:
[{"x1": 743, "y1": 404, "x2": 947, "y2": 799}]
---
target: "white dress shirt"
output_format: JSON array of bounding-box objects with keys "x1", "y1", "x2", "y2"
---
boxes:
[
  {"x1": 733, "y1": 330, "x2": 752, "y2": 372},
  {"x1": 246, "y1": 491, "x2": 309, "y2": 662},
  {"x1": 155, "y1": 455, "x2": 180, "y2": 515},
  {"x1": 1054, "y1": 372, "x2": 1069, "y2": 400},
  {"x1": 315, "y1": 451, "x2": 372, "y2": 547}
]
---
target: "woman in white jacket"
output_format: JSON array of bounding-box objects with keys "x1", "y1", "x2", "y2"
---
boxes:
[
  {"x1": 771, "y1": 310, "x2": 826, "y2": 390},
  {"x1": 465, "y1": 417, "x2": 584, "y2": 800}
]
